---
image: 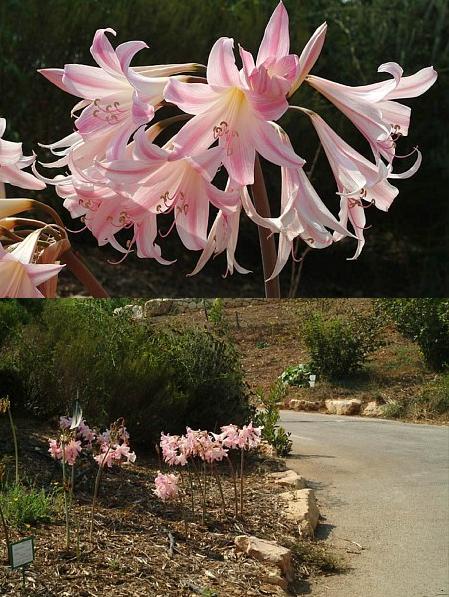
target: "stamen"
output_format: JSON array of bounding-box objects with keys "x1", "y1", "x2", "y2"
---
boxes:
[
  {"x1": 213, "y1": 120, "x2": 239, "y2": 156},
  {"x1": 92, "y1": 99, "x2": 125, "y2": 125}
]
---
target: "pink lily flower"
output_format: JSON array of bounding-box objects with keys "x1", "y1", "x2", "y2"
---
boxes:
[
  {"x1": 39, "y1": 28, "x2": 201, "y2": 162},
  {"x1": 240, "y1": 125, "x2": 352, "y2": 278},
  {"x1": 165, "y1": 19, "x2": 304, "y2": 185},
  {"x1": 307, "y1": 63, "x2": 437, "y2": 163},
  {"x1": 189, "y1": 206, "x2": 250, "y2": 277},
  {"x1": 154, "y1": 471, "x2": 179, "y2": 502},
  {"x1": 0, "y1": 118, "x2": 46, "y2": 190},
  {"x1": 99, "y1": 140, "x2": 240, "y2": 252},
  {"x1": 0, "y1": 230, "x2": 64, "y2": 298},
  {"x1": 303, "y1": 109, "x2": 406, "y2": 259}
]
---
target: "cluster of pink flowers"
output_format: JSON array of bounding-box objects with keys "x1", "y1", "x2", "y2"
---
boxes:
[
  {"x1": 48, "y1": 416, "x2": 136, "y2": 469},
  {"x1": 37, "y1": 1, "x2": 436, "y2": 278},
  {"x1": 94, "y1": 421, "x2": 136, "y2": 468},
  {"x1": 48, "y1": 438, "x2": 82, "y2": 466},
  {"x1": 153, "y1": 472, "x2": 180, "y2": 502},
  {"x1": 160, "y1": 422, "x2": 262, "y2": 468}
]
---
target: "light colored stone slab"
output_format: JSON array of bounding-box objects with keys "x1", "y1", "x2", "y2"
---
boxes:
[
  {"x1": 325, "y1": 399, "x2": 362, "y2": 415},
  {"x1": 278, "y1": 488, "x2": 320, "y2": 537},
  {"x1": 235, "y1": 535, "x2": 293, "y2": 581}
]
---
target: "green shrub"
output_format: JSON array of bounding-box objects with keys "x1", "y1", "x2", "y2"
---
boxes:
[
  {"x1": 207, "y1": 298, "x2": 229, "y2": 335},
  {"x1": 382, "y1": 400, "x2": 407, "y2": 419},
  {"x1": 2, "y1": 301, "x2": 251, "y2": 444},
  {"x1": 0, "y1": 484, "x2": 62, "y2": 528},
  {"x1": 303, "y1": 312, "x2": 383, "y2": 380},
  {"x1": 280, "y1": 364, "x2": 313, "y2": 387},
  {"x1": 407, "y1": 373, "x2": 449, "y2": 419},
  {"x1": 255, "y1": 382, "x2": 292, "y2": 457},
  {"x1": 376, "y1": 299, "x2": 449, "y2": 371}
]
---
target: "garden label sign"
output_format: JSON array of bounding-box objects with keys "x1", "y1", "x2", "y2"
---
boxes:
[{"x1": 9, "y1": 536, "x2": 35, "y2": 589}]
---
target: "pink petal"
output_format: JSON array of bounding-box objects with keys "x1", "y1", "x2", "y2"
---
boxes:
[
  {"x1": 291, "y1": 22, "x2": 327, "y2": 95},
  {"x1": 26, "y1": 262, "x2": 64, "y2": 287},
  {"x1": 63, "y1": 64, "x2": 126, "y2": 99},
  {"x1": 251, "y1": 120, "x2": 304, "y2": 170},
  {"x1": 90, "y1": 28, "x2": 122, "y2": 78},
  {"x1": 386, "y1": 66, "x2": 437, "y2": 100},
  {"x1": 257, "y1": 1, "x2": 290, "y2": 66},
  {"x1": 38, "y1": 68, "x2": 69, "y2": 93},
  {"x1": 134, "y1": 215, "x2": 175, "y2": 265},
  {"x1": 223, "y1": 132, "x2": 256, "y2": 186},
  {"x1": 187, "y1": 146, "x2": 224, "y2": 181},
  {"x1": 170, "y1": 104, "x2": 224, "y2": 159},
  {"x1": 207, "y1": 37, "x2": 240, "y2": 88},
  {"x1": 164, "y1": 79, "x2": 221, "y2": 115},
  {"x1": 115, "y1": 40, "x2": 148, "y2": 74},
  {"x1": 0, "y1": 164, "x2": 46, "y2": 190},
  {"x1": 175, "y1": 186, "x2": 209, "y2": 251}
]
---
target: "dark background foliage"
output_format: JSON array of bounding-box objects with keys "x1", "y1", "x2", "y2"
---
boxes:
[{"x1": 0, "y1": 0, "x2": 447, "y2": 297}]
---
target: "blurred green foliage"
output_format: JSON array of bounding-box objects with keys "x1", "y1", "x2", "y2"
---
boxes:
[
  {"x1": 0, "y1": 299, "x2": 252, "y2": 443},
  {"x1": 0, "y1": 0, "x2": 447, "y2": 295}
]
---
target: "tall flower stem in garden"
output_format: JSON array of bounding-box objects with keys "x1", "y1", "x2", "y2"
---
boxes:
[
  {"x1": 227, "y1": 457, "x2": 239, "y2": 518},
  {"x1": 0, "y1": 503, "x2": 10, "y2": 563},
  {"x1": 240, "y1": 449, "x2": 245, "y2": 516},
  {"x1": 211, "y1": 464, "x2": 227, "y2": 517},
  {"x1": 251, "y1": 156, "x2": 281, "y2": 299},
  {"x1": 89, "y1": 448, "x2": 110, "y2": 541},
  {"x1": 6, "y1": 404, "x2": 19, "y2": 485},
  {"x1": 61, "y1": 443, "x2": 70, "y2": 550},
  {"x1": 187, "y1": 467, "x2": 195, "y2": 518}
]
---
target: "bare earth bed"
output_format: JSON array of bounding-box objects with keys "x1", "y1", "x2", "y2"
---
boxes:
[{"x1": 0, "y1": 418, "x2": 333, "y2": 596}]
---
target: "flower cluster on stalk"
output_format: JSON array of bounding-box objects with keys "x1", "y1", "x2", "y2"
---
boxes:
[{"x1": 36, "y1": 1, "x2": 436, "y2": 277}]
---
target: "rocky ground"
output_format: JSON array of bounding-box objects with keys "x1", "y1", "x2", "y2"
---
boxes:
[{"x1": 0, "y1": 418, "x2": 338, "y2": 596}]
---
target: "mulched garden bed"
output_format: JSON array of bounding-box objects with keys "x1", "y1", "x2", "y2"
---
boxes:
[{"x1": 0, "y1": 418, "x2": 317, "y2": 596}]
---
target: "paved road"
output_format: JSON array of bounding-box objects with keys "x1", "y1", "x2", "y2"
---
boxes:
[{"x1": 280, "y1": 411, "x2": 449, "y2": 597}]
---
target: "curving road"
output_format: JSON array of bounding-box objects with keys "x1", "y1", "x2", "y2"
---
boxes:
[{"x1": 280, "y1": 411, "x2": 449, "y2": 597}]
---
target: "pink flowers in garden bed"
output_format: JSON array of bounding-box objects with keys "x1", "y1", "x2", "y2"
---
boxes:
[{"x1": 154, "y1": 423, "x2": 262, "y2": 522}]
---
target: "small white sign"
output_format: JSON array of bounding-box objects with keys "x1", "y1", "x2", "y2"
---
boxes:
[
  {"x1": 309, "y1": 374, "x2": 316, "y2": 388},
  {"x1": 9, "y1": 537, "x2": 34, "y2": 569}
]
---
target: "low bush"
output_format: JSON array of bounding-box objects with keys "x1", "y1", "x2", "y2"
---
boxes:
[
  {"x1": 280, "y1": 364, "x2": 313, "y2": 387},
  {"x1": 376, "y1": 299, "x2": 449, "y2": 371},
  {"x1": 1, "y1": 301, "x2": 251, "y2": 444},
  {"x1": 255, "y1": 382, "x2": 292, "y2": 457},
  {"x1": 302, "y1": 312, "x2": 383, "y2": 380},
  {"x1": 0, "y1": 484, "x2": 62, "y2": 528}
]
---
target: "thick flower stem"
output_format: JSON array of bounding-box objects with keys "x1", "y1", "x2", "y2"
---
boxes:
[
  {"x1": 187, "y1": 467, "x2": 195, "y2": 518},
  {"x1": 240, "y1": 449, "x2": 245, "y2": 516},
  {"x1": 7, "y1": 406, "x2": 19, "y2": 485},
  {"x1": 251, "y1": 156, "x2": 281, "y2": 299},
  {"x1": 89, "y1": 448, "x2": 110, "y2": 541},
  {"x1": 227, "y1": 457, "x2": 239, "y2": 518},
  {"x1": 61, "y1": 446, "x2": 70, "y2": 550},
  {"x1": 212, "y1": 464, "x2": 227, "y2": 518},
  {"x1": 0, "y1": 503, "x2": 10, "y2": 563},
  {"x1": 61, "y1": 249, "x2": 109, "y2": 298}
]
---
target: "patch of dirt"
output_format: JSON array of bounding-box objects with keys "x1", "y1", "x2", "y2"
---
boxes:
[
  {"x1": 151, "y1": 299, "x2": 438, "y2": 418},
  {"x1": 0, "y1": 418, "x2": 329, "y2": 596}
]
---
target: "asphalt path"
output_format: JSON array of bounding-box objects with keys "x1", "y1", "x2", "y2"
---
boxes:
[{"x1": 280, "y1": 411, "x2": 449, "y2": 597}]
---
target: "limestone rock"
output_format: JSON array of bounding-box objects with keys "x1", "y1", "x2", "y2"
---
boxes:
[
  {"x1": 362, "y1": 401, "x2": 384, "y2": 417},
  {"x1": 289, "y1": 399, "x2": 322, "y2": 412},
  {"x1": 268, "y1": 470, "x2": 306, "y2": 489},
  {"x1": 144, "y1": 299, "x2": 175, "y2": 317},
  {"x1": 261, "y1": 568, "x2": 289, "y2": 591},
  {"x1": 279, "y1": 488, "x2": 320, "y2": 537},
  {"x1": 325, "y1": 398, "x2": 361, "y2": 415},
  {"x1": 235, "y1": 535, "x2": 293, "y2": 581}
]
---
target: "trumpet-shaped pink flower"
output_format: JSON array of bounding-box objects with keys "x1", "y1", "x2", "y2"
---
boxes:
[
  {"x1": 0, "y1": 230, "x2": 64, "y2": 298},
  {"x1": 165, "y1": 34, "x2": 304, "y2": 185},
  {"x1": 303, "y1": 109, "x2": 407, "y2": 259},
  {"x1": 238, "y1": 422, "x2": 263, "y2": 450},
  {"x1": 39, "y1": 29, "x2": 196, "y2": 161},
  {"x1": 154, "y1": 472, "x2": 179, "y2": 502},
  {"x1": 0, "y1": 118, "x2": 46, "y2": 190},
  {"x1": 48, "y1": 438, "x2": 82, "y2": 466},
  {"x1": 240, "y1": 125, "x2": 351, "y2": 277},
  {"x1": 307, "y1": 63, "x2": 437, "y2": 163},
  {"x1": 99, "y1": 140, "x2": 240, "y2": 252}
]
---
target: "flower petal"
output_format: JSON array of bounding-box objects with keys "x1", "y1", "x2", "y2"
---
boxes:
[
  {"x1": 252, "y1": 120, "x2": 304, "y2": 169},
  {"x1": 290, "y1": 22, "x2": 327, "y2": 96},
  {"x1": 90, "y1": 28, "x2": 122, "y2": 78},
  {"x1": 207, "y1": 37, "x2": 240, "y2": 88},
  {"x1": 257, "y1": 1, "x2": 290, "y2": 66},
  {"x1": 164, "y1": 79, "x2": 222, "y2": 115}
]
